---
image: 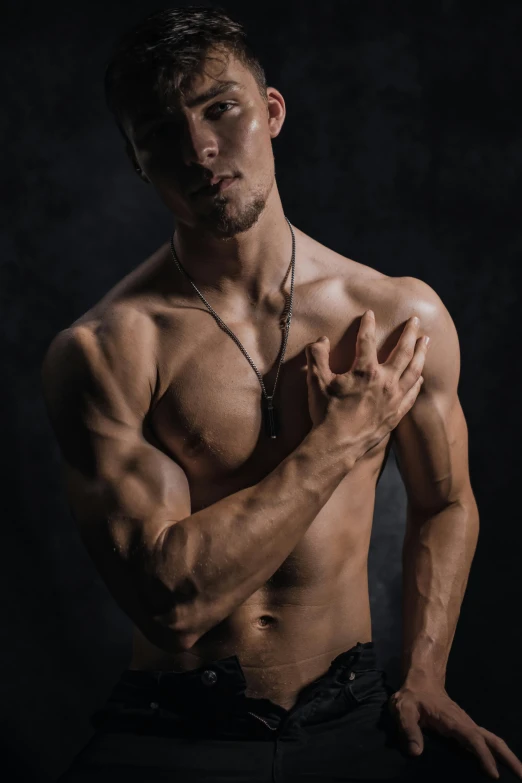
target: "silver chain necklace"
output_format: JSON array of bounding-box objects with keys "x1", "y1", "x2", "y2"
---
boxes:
[{"x1": 169, "y1": 217, "x2": 296, "y2": 439}]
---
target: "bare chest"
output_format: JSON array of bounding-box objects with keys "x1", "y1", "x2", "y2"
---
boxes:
[
  {"x1": 146, "y1": 280, "x2": 377, "y2": 508},
  {"x1": 125, "y1": 262, "x2": 395, "y2": 669}
]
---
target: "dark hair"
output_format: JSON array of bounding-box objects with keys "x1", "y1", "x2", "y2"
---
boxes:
[{"x1": 104, "y1": 6, "x2": 268, "y2": 140}]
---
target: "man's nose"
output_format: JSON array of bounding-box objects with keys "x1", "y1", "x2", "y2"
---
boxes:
[{"x1": 181, "y1": 116, "x2": 218, "y2": 166}]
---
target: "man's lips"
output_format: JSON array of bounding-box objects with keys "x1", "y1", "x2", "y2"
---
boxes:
[{"x1": 191, "y1": 176, "x2": 237, "y2": 196}]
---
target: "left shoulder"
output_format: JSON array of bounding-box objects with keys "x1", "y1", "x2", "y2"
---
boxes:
[
  {"x1": 386, "y1": 276, "x2": 460, "y2": 397},
  {"x1": 385, "y1": 275, "x2": 453, "y2": 333}
]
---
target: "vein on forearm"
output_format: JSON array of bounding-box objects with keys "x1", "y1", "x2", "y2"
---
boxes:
[{"x1": 401, "y1": 497, "x2": 479, "y2": 685}]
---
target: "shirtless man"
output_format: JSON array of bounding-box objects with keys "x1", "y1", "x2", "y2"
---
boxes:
[{"x1": 43, "y1": 7, "x2": 522, "y2": 783}]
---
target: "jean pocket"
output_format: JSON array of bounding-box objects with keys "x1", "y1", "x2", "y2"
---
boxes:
[{"x1": 344, "y1": 669, "x2": 389, "y2": 707}]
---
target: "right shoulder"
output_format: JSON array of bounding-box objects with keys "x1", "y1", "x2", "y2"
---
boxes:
[
  {"x1": 43, "y1": 302, "x2": 158, "y2": 382},
  {"x1": 41, "y1": 305, "x2": 159, "y2": 468}
]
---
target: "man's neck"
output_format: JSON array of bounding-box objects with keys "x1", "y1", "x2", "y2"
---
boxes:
[{"x1": 172, "y1": 190, "x2": 294, "y2": 306}]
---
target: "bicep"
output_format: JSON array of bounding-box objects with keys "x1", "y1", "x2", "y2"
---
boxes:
[
  {"x1": 390, "y1": 278, "x2": 474, "y2": 514},
  {"x1": 42, "y1": 324, "x2": 192, "y2": 648},
  {"x1": 392, "y1": 391, "x2": 471, "y2": 515}
]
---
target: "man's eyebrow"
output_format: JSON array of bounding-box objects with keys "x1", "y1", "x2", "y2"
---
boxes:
[
  {"x1": 184, "y1": 80, "x2": 243, "y2": 108},
  {"x1": 132, "y1": 81, "x2": 243, "y2": 131}
]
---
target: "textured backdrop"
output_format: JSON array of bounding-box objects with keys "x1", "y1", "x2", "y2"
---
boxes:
[{"x1": 1, "y1": 1, "x2": 521, "y2": 780}]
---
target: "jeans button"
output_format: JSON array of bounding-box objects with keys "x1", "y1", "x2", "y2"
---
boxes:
[
  {"x1": 201, "y1": 669, "x2": 218, "y2": 686},
  {"x1": 348, "y1": 671, "x2": 356, "y2": 681}
]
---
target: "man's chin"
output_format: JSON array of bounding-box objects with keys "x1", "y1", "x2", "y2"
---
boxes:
[{"x1": 199, "y1": 196, "x2": 267, "y2": 238}]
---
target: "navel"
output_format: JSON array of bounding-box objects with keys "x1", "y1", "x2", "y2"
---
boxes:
[{"x1": 255, "y1": 614, "x2": 277, "y2": 629}]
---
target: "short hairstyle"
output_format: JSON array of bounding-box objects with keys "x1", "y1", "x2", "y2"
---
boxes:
[{"x1": 104, "y1": 5, "x2": 268, "y2": 141}]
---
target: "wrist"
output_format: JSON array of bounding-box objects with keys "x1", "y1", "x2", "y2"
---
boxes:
[
  {"x1": 308, "y1": 421, "x2": 359, "y2": 473},
  {"x1": 401, "y1": 666, "x2": 447, "y2": 692}
]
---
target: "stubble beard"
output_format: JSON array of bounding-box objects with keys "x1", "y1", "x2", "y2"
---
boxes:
[{"x1": 199, "y1": 176, "x2": 274, "y2": 238}]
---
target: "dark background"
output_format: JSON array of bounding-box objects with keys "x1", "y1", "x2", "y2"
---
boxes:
[{"x1": 2, "y1": 0, "x2": 521, "y2": 780}]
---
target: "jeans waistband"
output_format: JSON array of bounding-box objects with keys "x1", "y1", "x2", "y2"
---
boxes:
[
  {"x1": 91, "y1": 642, "x2": 377, "y2": 733},
  {"x1": 107, "y1": 641, "x2": 375, "y2": 708}
]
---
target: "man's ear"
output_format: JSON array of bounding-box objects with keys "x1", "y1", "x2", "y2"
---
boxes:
[
  {"x1": 266, "y1": 86, "x2": 286, "y2": 140},
  {"x1": 125, "y1": 140, "x2": 149, "y2": 183}
]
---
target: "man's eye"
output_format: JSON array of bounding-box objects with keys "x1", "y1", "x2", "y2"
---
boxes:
[
  {"x1": 140, "y1": 102, "x2": 235, "y2": 141},
  {"x1": 207, "y1": 101, "x2": 235, "y2": 118}
]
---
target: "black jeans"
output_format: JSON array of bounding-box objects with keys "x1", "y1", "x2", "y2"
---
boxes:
[{"x1": 57, "y1": 642, "x2": 515, "y2": 782}]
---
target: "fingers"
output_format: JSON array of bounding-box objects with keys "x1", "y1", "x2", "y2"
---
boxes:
[
  {"x1": 384, "y1": 316, "x2": 427, "y2": 378},
  {"x1": 456, "y1": 726, "x2": 522, "y2": 780},
  {"x1": 395, "y1": 332, "x2": 430, "y2": 397},
  {"x1": 457, "y1": 730, "x2": 500, "y2": 779},
  {"x1": 305, "y1": 336, "x2": 334, "y2": 391},
  {"x1": 391, "y1": 698, "x2": 424, "y2": 754},
  {"x1": 481, "y1": 729, "x2": 522, "y2": 780},
  {"x1": 352, "y1": 310, "x2": 377, "y2": 372},
  {"x1": 401, "y1": 335, "x2": 430, "y2": 386},
  {"x1": 396, "y1": 375, "x2": 424, "y2": 419}
]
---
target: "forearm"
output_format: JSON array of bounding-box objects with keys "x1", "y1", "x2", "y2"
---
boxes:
[
  {"x1": 401, "y1": 496, "x2": 479, "y2": 688},
  {"x1": 156, "y1": 422, "x2": 355, "y2": 644}
]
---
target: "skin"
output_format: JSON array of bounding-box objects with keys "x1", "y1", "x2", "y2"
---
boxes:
[{"x1": 43, "y1": 47, "x2": 522, "y2": 780}]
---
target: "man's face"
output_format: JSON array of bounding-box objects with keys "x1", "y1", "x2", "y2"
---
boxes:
[{"x1": 122, "y1": 49, "x2": 285, "y2": 238}]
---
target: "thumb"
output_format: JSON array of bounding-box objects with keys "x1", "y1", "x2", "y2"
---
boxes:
[
  {"x1": 403, "y1": 723, "x2": 424, "y2": 756},
  {"x1": 393, "y1": 702, "x2": 424, "y2": 756}
]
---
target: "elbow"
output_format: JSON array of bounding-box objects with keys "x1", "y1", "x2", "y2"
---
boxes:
[
  {"x1": 154, "y1": 622, "x2": 199, "y2": 653},
  {"x1": 149, "y1": 578, "x2": 204, "y2": 652},
  {"x1": 139, "y1": 613, "x2": 200, "y2": 654},
  {"x1": 149, "y1": 527, "x2": 210, "y2": 651},
  {"x1": 176, "y1": 629, "x2": 202, "y2": 652},
  {"x1": 151, "y1": 618, "x2": 202, "y2": 654}
]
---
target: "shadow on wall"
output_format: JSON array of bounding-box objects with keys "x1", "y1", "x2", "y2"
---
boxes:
[{"x1": 369, "y1": 447, "x2": 408, "y2": 691}]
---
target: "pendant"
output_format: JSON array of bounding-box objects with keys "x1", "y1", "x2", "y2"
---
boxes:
[{"x1": 263, "y1": 395, "x2": 280, "y2": 439}]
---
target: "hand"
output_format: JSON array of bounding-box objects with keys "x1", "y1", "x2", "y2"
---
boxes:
[
  {"x1": 305, "y1": 310, "x2": 429, "y2": 458},
  {"x1": 388, "y1": 681, "x2": 522, "y2": 780}
]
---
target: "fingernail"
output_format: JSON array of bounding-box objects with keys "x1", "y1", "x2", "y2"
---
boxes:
[
  {"x1": 423, "y1": 336, "x2": 430, "y2": 346},
  {"x1": 413, "y1": 316, "x2": 419, "y2": 325},
  {"x1": 366, "y1": 310, "x2": 374, "y2": 318}
]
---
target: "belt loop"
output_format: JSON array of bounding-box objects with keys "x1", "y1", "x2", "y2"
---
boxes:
[
  {"x1": 346, "y1": 641, "x2": 365, "y2": 675},
  {"x1": 352, "y1": 641, "x2": 364, "y2": 665}
]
